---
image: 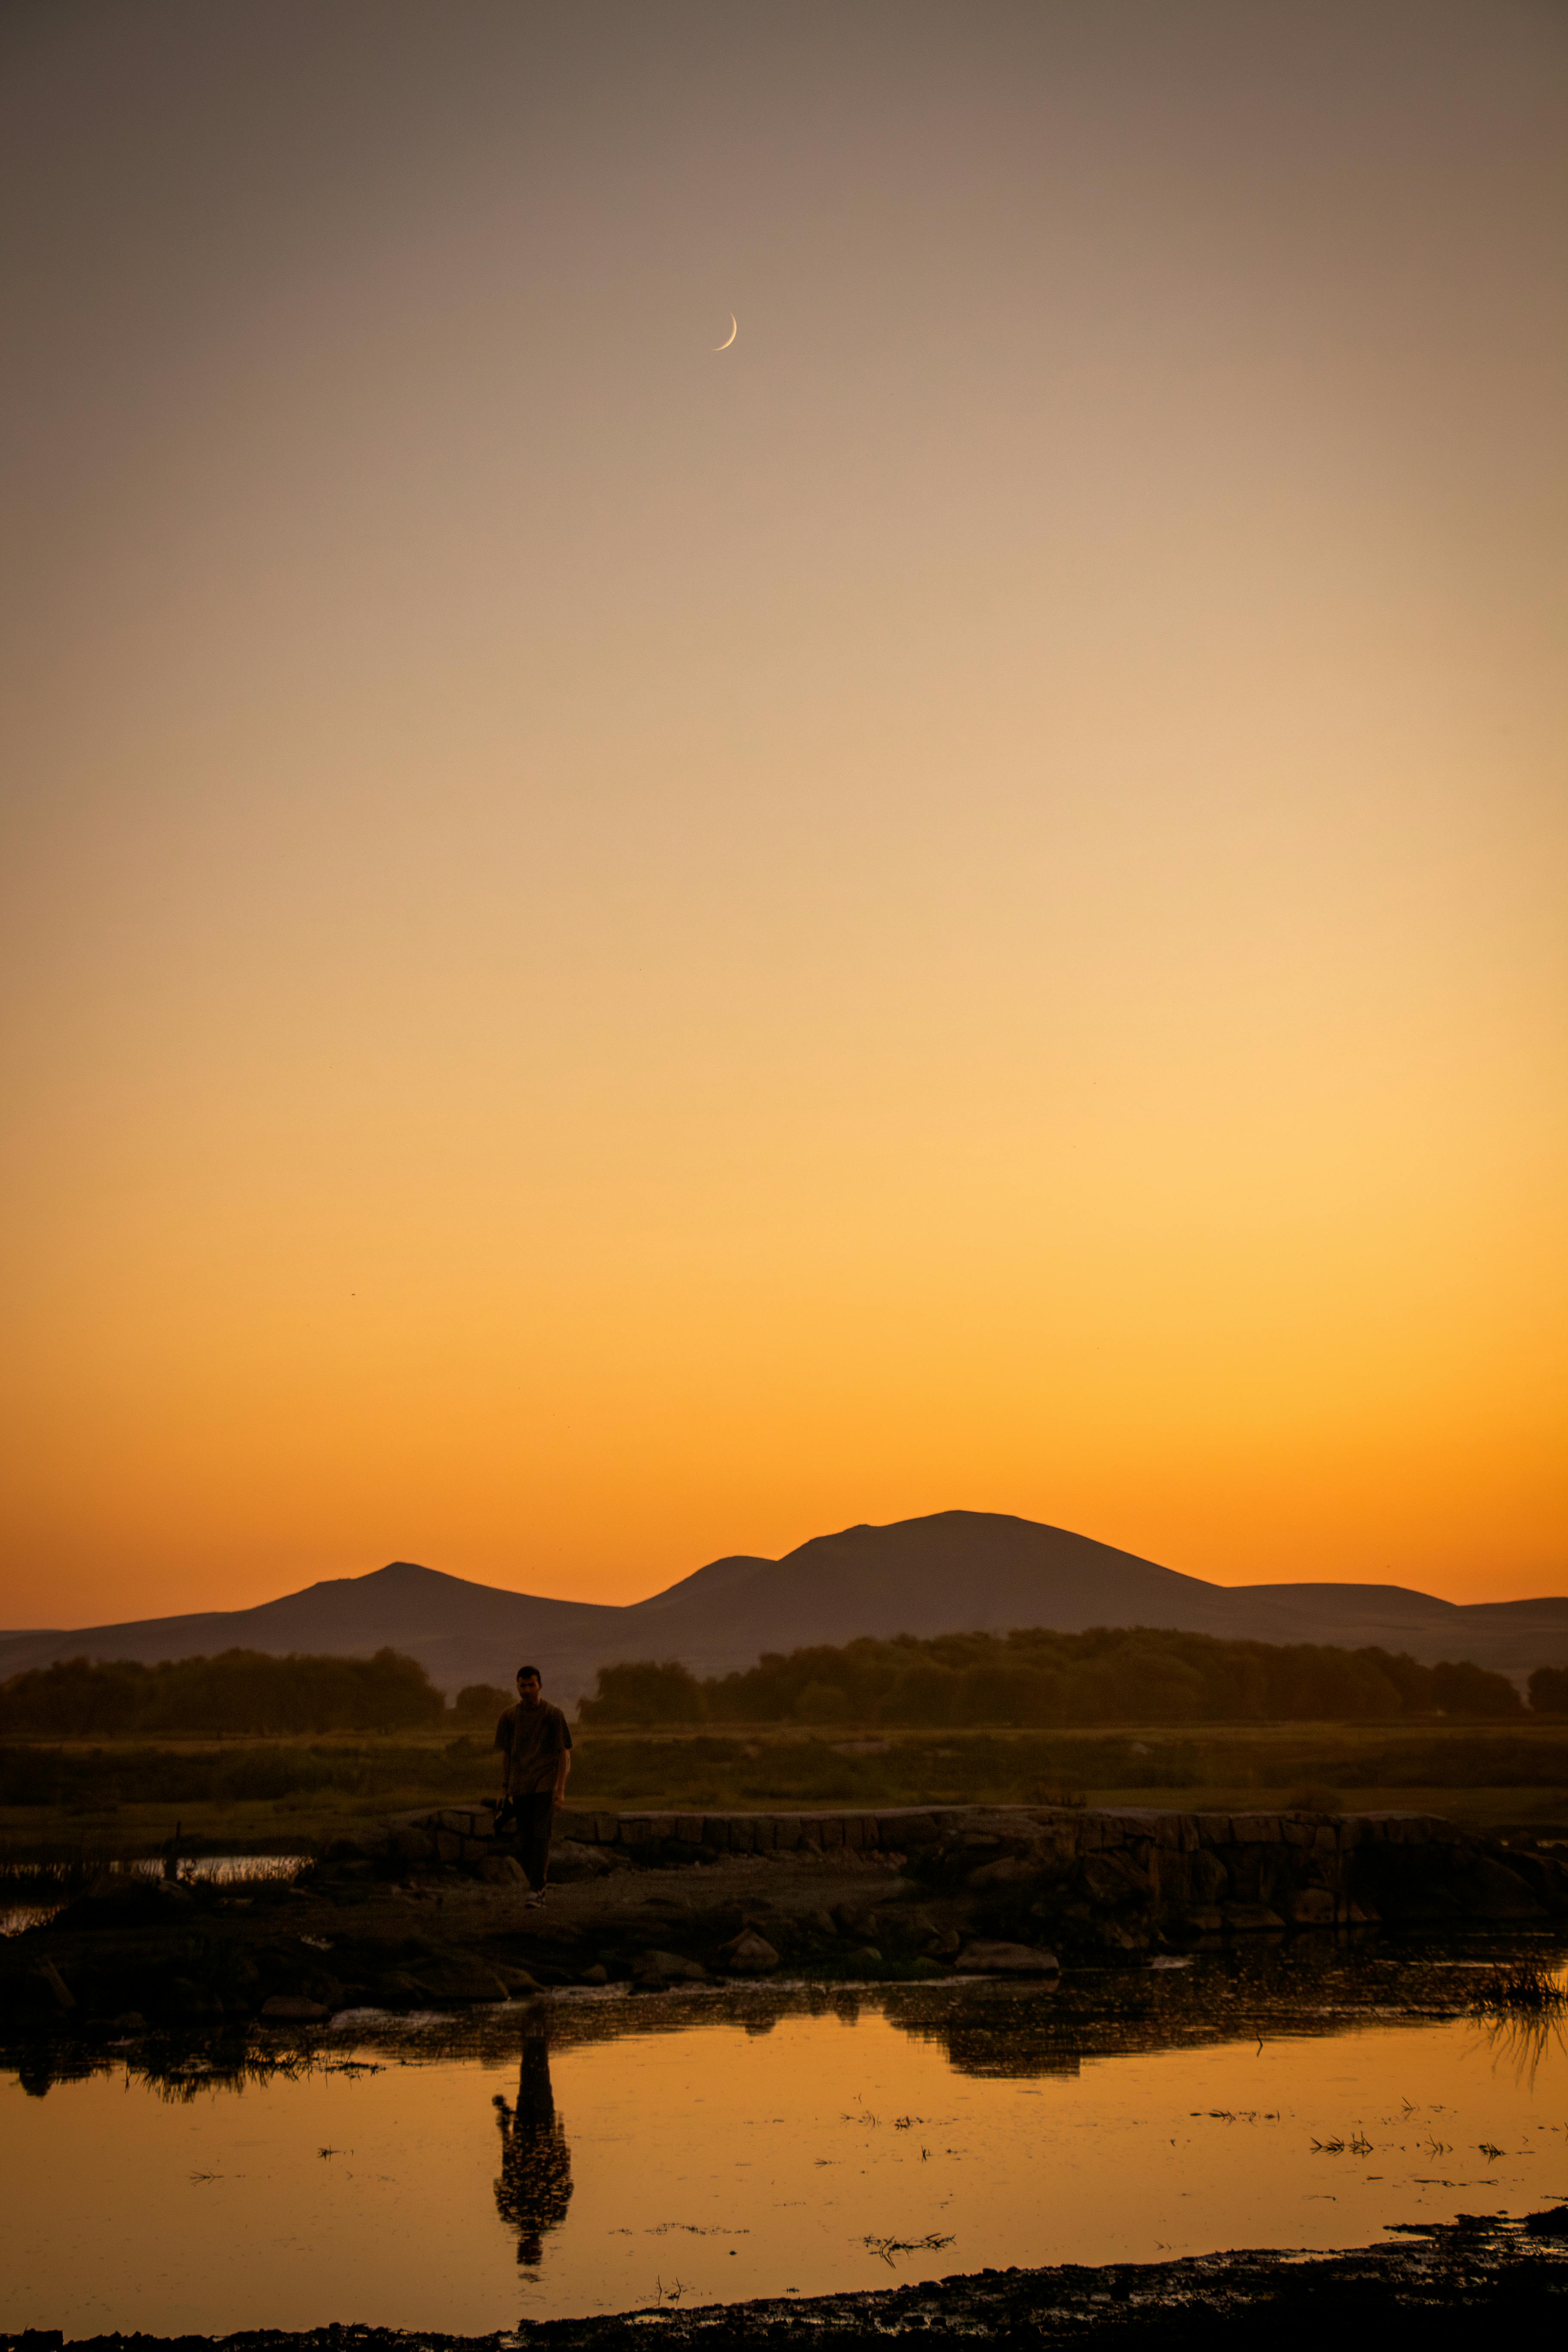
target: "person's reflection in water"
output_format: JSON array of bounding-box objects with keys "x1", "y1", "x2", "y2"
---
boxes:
[{"x1": 492, "y1": 2025, "x2": 573, "y2": 2272}]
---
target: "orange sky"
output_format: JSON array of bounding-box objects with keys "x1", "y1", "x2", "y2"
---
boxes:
[{"x1": 2, "y1": 1, "x2": 1564, "y2": 1629}]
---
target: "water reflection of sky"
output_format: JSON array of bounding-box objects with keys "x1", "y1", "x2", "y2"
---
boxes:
[{"x1": 3, "y1": 1954, "x2": 1565, "y2": 2335}]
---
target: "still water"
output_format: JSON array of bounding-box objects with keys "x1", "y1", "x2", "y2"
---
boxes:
[{"x1": 4, "y1": 1956, "x2": 1567, "y2": 2336}]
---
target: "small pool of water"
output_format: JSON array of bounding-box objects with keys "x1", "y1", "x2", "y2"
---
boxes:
[{"x1": 4, "y1": 1954, "x2": 1566, "y2": 2337}]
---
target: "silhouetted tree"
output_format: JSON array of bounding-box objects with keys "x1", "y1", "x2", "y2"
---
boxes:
[
  {"x1": 0, "y1": 1648, "x2": 444, "y2": 1736},
  {"x1": 1528, "y1": 1665, "x2": 1568, "y2": 1717},
  {"x1": 453, "y1": 1682, "x2": 513, "y2": 1727},
  {"x1": 1432, "y1": 1660, "x2": 1524, "y2": 1719},
  {"x1": 577, "y1": 1659, "x2": 706, "y2": 1725}
]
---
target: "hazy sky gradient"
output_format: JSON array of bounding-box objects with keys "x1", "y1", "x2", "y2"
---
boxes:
[{"x1": 3, "y1": 0, "x2": 1564, "y2": 1625}]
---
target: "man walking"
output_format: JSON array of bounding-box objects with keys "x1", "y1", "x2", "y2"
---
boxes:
[{"x1": 494, "y1": 1665, "x2": 573, "y2": 1902}]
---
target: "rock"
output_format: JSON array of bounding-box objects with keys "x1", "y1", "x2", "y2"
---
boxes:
[
  {"x1": 579, "y1": 1963, "x2": 609, "y2": 1985},
  {"x1": 1221, "y1": 1904, "x2": 1286, "y2": 1932},
  {"x1": 1080, "y1": 1850, "x2": 1151, "y2": 1905},
  {"x1": 1188, "y1": 1851, "x2": 1229, "y2": 1903},
  {"x1": 372, "y1": 1972, "x2": 426, "y2": 2005},
  {"x1": 33, "y1": 1959, "x2": 75, "y2": 2011},
  {"x1": 49, "y1": 1877, "x2": 165, "y2": 1933},
  {"x1": 260, "y1": 1995, "x2": 329, "y2": 2021},
  {"x1": 1461, "y1": 1856, "x2": 1547, "y2": 1920},
  {"x1": 1289, "y1": 1888, "x2": 1340, "y2": 1926},
  {"x1": 390, "y1": 1826, "x2": 435, "y2": 1864},
  {"x1": 493, "y1": 1964, "x2": 544, "y2": 1994},
  {"x1": 435, "y1": 1807, "x2": 492, "y2": 1838},
  {"x1": 84, "y1": 1871, "x2": 127, "y2": 1901},
  {"x1": 956, "y1": 1941, "x2": 1060, "y2": 1975},
  {"x1": 409, "y1": 1956, "x2": 513, "y2": 2002},
  {"x1": 1502, "y1": 1850, "x2": 1568, "y2": 1911},
  {"x1": 842, "y1": 1946, "x2": 884, "y2": 1972},
  {"x1": 478, "y1": 1855, "x2": 527, "y2": 1885},
  {"x1": 720, "y1": 1930, "x2": 781, "y2": 1975},
  {"x1": 945, "y1": 1836, "x2": 1003, "y2": 1868},
  {"x1": 831, "y1": 1902, "x2": 874, "y2": 1937},
  {"x1": 633, "y1": 1950, "x2": 709, "y2": 1984},
  {"x1": 161, "y1": 1978, "x2": 224, "y2": 2021},
  {"x1": 966, "y1": 1854, "x2": 1046, "y2": 1893},
  {"x1": 549, "y1": 1840, "x2": 624, "y2": 1883},
  {"x1": 110, "y1": 2012, "x2": 148, "y2": 2032}
]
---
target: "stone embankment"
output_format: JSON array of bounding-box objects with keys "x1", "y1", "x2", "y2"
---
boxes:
[
  {"x1": 399, "y1": 1800, "x2": 1568, "y2": 1944},
  {"x1": 4, "y1": 1802, "x2": 1564, "y2": 2034}
]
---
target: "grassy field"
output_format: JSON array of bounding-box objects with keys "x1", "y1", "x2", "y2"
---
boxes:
[{"x1": 1, "y1": 1718, "x2": 1565, "y2": 1856}]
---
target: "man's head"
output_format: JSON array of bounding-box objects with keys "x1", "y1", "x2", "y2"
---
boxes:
[{"x1": 515, "y1": 1666, "x2": 542, "y2": 1707}]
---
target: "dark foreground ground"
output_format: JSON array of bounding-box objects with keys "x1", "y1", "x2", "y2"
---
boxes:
[
  {"x1": 6, "y1": 1799, "x2": 1568, "y2": 2032},
  {"x1": 6, "y1": 2206, "x2": 1566, "y2": 2348}
]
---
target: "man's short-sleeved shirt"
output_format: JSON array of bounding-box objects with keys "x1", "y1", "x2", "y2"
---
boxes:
[{"x1": 494, "y1": 1698, "x2": 573, "y2": 1794}]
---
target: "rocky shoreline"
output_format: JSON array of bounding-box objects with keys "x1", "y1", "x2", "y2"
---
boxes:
[
  {"x1": 6, "y1": 2205, "x2": 1566, "y2": 2346},
  {"x1": 3, "y1": 1804, "x2": 1565, "y2": 2033}
]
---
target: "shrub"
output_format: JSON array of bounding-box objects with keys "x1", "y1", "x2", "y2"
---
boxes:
[
  {"x1": 452, "y1": 1683, "x2": 512, "y2": 1729},
  {"x1": 1528, "y1": 1665, "x2": 1568, "y2": 1717}
]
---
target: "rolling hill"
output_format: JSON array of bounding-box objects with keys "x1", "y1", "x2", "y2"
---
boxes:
[{"x1": 2, "y1": 1511, "x2": 1565, "y2": 1708}]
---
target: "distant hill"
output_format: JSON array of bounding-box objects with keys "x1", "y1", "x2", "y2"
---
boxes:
[{"x1": 2, "y1": 1511, "x2": 1565, "y2": 1708}]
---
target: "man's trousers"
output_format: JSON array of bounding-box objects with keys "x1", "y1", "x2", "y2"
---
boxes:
[{"x1": 510, "y1": 1792, "x2": 557, "y2": 1890}]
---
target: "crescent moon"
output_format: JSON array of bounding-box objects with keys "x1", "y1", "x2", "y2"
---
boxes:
[{"x1": 714, "y1": 314, "x2": 738, "y2": 351}]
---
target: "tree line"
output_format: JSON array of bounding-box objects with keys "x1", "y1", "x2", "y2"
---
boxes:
[
  {"x1": 5, "y1": 1637, "x2": 1562, "y2": 1739},
  {"x1": 578, "y1": 1626, "x2": 1565, "y2": 1728},
  {"x1": 0, "y1": 1648, "x2": 447, "y2": 1736}
]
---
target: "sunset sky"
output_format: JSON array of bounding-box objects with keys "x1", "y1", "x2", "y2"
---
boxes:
[{"x1": 2, "y1": 0, "x2": 1564, "y2": 1630}]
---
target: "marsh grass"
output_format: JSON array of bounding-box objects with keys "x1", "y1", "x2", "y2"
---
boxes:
[
  {"x1": 864, "y1": 2233, "x2": 956, "y2": 2266},
  {"x1": 1, "y1": 1719, "x2": 1565, "y2": 1855},
  {"x1": 1470, "y1": 1962, "x2": 1566, "y2": 2019},
  {"x1": 1469, "y1": 1961, "x2": 1568, "y2": 2089}
]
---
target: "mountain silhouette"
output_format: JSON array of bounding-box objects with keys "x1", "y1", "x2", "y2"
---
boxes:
[{"x1": 2, "y1": 1511, "x2": 1564, "y2": 1704}]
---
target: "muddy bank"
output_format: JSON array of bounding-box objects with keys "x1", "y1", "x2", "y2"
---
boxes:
[
  {"x1": 3, "y1": 1804, "x2": 1565, "y2": 2033},
  {"x1": 6, "y1": 2205, "x2": 1565, "y2": 2346}
]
